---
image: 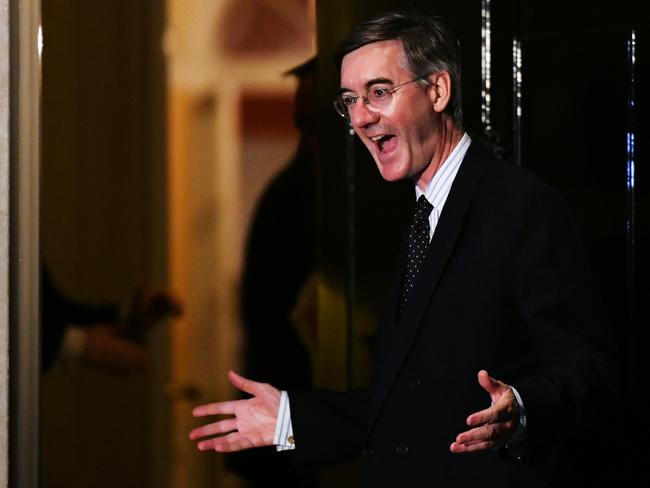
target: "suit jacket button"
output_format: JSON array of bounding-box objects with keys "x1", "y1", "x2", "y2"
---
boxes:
[
  {"x1": 362, "y1": 447, "x2": 374, "y2": 458},
  {"x1": 408, "y1": 377, "x2": 422, "y2": 391},
  {"x1": 395, "y1": 444, "x2": 409, "y2": 456}
]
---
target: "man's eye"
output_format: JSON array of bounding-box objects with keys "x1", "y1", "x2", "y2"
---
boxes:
[
  {"x1": 371, "y1": 88, "x2": 390, "y2": 100},
  {"x1": 342, "y1": 96, "x2": 357, "y2": 107}
]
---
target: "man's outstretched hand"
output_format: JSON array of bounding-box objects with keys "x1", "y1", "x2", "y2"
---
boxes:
[
  {"x1": 450, "y1": 370, "x2": 520, "y2": 453},
  {"x1": 189, "y1": 370, "x2": 281, "y2": 452}
]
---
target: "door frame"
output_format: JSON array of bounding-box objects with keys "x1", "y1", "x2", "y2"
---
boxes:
[{"x1": 5, "y1": 0, "x2": 41, "y2": 486}]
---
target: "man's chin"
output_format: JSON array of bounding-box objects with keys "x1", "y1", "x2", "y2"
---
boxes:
[{"x1": 376, "y1": 160, "x2": 407, "y2": 182}]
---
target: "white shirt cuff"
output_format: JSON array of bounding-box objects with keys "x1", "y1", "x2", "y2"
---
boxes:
[
  {"x1": 509, "y1": 386, "x2": 527, "y2": 442},
  {"x1": 504, "y1": 386, "x2": 527, "y2": 460},
  {"x1": 273, "y1": 390, "x2": 295, "y2": 451}
]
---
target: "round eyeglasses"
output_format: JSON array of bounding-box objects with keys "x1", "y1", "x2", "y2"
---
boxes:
[{"x1": 333, "y1": 77, "x2": 425, "y2": 119}]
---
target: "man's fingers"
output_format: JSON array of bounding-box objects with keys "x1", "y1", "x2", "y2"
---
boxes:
[
  {"x1": 452, "y1": 419, "x2": 515, "y2": 454},
  {"x1": 452, "y1": 373, "x2": 519, "y2": 455},
  {"x1": 215, "y1": 434, "x2": 256, "y2": 452},
  {"x1": 197, "y1": 431, "x2": 256, "y2": 453},
  {"x1": 456, "y1": 423, "x2": 499, "y2": 444},
  {"x1": 189, "y1": 418, "x2": 237, "y2": 440},
  {"x1": 468, "y1": 393, "x2": 518, "y2": 427},
  {"x1": 466, "y1": 405, "x2": 494, "y2": 426},
  {"x1": 450, "y1": 439, "x2": 493, "y2": 453},
  {"x1": 228, "y1": 370, "x2": 264, "y2": 396},
  {"x1": 192, "y1": 400, "x2": 239, "y2": 417},
  {"x1": 196, "y1": 431, "x2": 239, "y2": 452},
  {"x1": 477, "y1": 369, "x2": 504, "y2": 395},
  {"x1": 451, "y1": 428, "x2": 496, "y2": 453}
]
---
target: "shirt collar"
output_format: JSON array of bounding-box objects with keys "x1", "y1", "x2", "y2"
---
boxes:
[{"x1": 415, "y1": 132, "x2": 471, "y2": 211}]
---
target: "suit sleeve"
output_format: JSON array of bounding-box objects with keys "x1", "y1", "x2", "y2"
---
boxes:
[
  {"x1": 287, "y1": 388, "x2": 368, "y2": 473},
  {"x1": 509, "y1": 184, "x2": 620, "y2": 448},
  {"x1": 41, "y1": 266, "x2": 121, "y2": 371}
]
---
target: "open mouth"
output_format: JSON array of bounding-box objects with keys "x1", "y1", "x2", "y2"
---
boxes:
[{"x1": 371, "y1": 134, "x2": 396, "y2": 153}]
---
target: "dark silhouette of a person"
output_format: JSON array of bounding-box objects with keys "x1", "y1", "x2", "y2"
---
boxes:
[{"x1": 226, "y1": 57, "x2": 319, "y2": 487}]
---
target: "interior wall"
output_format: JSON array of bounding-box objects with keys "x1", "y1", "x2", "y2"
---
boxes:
[{"x1": 40, "y1": 1, "x2": 166, "y2": 487}]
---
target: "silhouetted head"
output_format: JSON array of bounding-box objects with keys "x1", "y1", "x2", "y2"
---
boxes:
[{"x1": 285, "y1": 56, "x2": 318, "y2": 135}]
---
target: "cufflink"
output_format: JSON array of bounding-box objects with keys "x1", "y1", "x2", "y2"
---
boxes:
[{"x1": 287, "y1": 435, "x2": 295, "y2": 445}]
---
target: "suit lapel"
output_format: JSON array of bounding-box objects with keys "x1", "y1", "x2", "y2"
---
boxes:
[{"x1": 367, "y1": 144, "x2": 490, "y2": 431}]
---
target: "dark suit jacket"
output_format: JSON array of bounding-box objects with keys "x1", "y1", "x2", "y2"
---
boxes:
[{"x1": 288, "y1": 144, "x2": 620, "y2": 487}]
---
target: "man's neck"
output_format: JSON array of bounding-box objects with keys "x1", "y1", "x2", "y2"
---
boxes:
[{"x1": 415, "y1": 118, "x2": 464, "y2": 191}]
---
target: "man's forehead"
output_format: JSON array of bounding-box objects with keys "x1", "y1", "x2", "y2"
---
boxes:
[{"x1": 340, "y1": 39, "x2": 409, "y2": 86}]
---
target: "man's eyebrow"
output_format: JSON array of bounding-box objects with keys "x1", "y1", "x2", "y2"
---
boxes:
[
  {"x1": 366, "y1": 77, "x2": 394, "y2": 87},
  {"x1": 338, "y1": 77, "x2": 395, "y2": 95}
]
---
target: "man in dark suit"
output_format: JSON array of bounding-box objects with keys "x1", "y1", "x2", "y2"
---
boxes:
[{"x1": 189, "y1": 11, "x2": 619, "y2": 487}]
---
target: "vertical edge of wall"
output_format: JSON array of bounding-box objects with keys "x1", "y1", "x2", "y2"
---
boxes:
[
  {"x1": 7, "y1": 0, "x2": 41, "y2": 486},
  {"x1": 0, "y1": 0, "x2": 10, "y2": 484}
]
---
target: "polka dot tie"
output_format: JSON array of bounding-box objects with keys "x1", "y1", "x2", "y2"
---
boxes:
[{"x1": 400, "y1": 195, "x2": 433, "y2": 310}]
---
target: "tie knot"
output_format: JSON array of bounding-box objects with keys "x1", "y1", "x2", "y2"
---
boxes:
[{"x1": 414, "y1": 195, "x2": 433, "y2": 222}]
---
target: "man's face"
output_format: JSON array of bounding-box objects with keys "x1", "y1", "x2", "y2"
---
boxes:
[{"x1": 340, "y1": 40, "x2": 440, "y2": 183}]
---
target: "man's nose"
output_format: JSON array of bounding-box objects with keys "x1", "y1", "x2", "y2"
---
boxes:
[{"x1": 349, "y1": 100, "x2": 380, "y2": 128}]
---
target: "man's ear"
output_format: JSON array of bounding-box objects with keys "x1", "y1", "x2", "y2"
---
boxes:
[{"x1": 427, "y1": 71, "x2": 452, "y2": 113}]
